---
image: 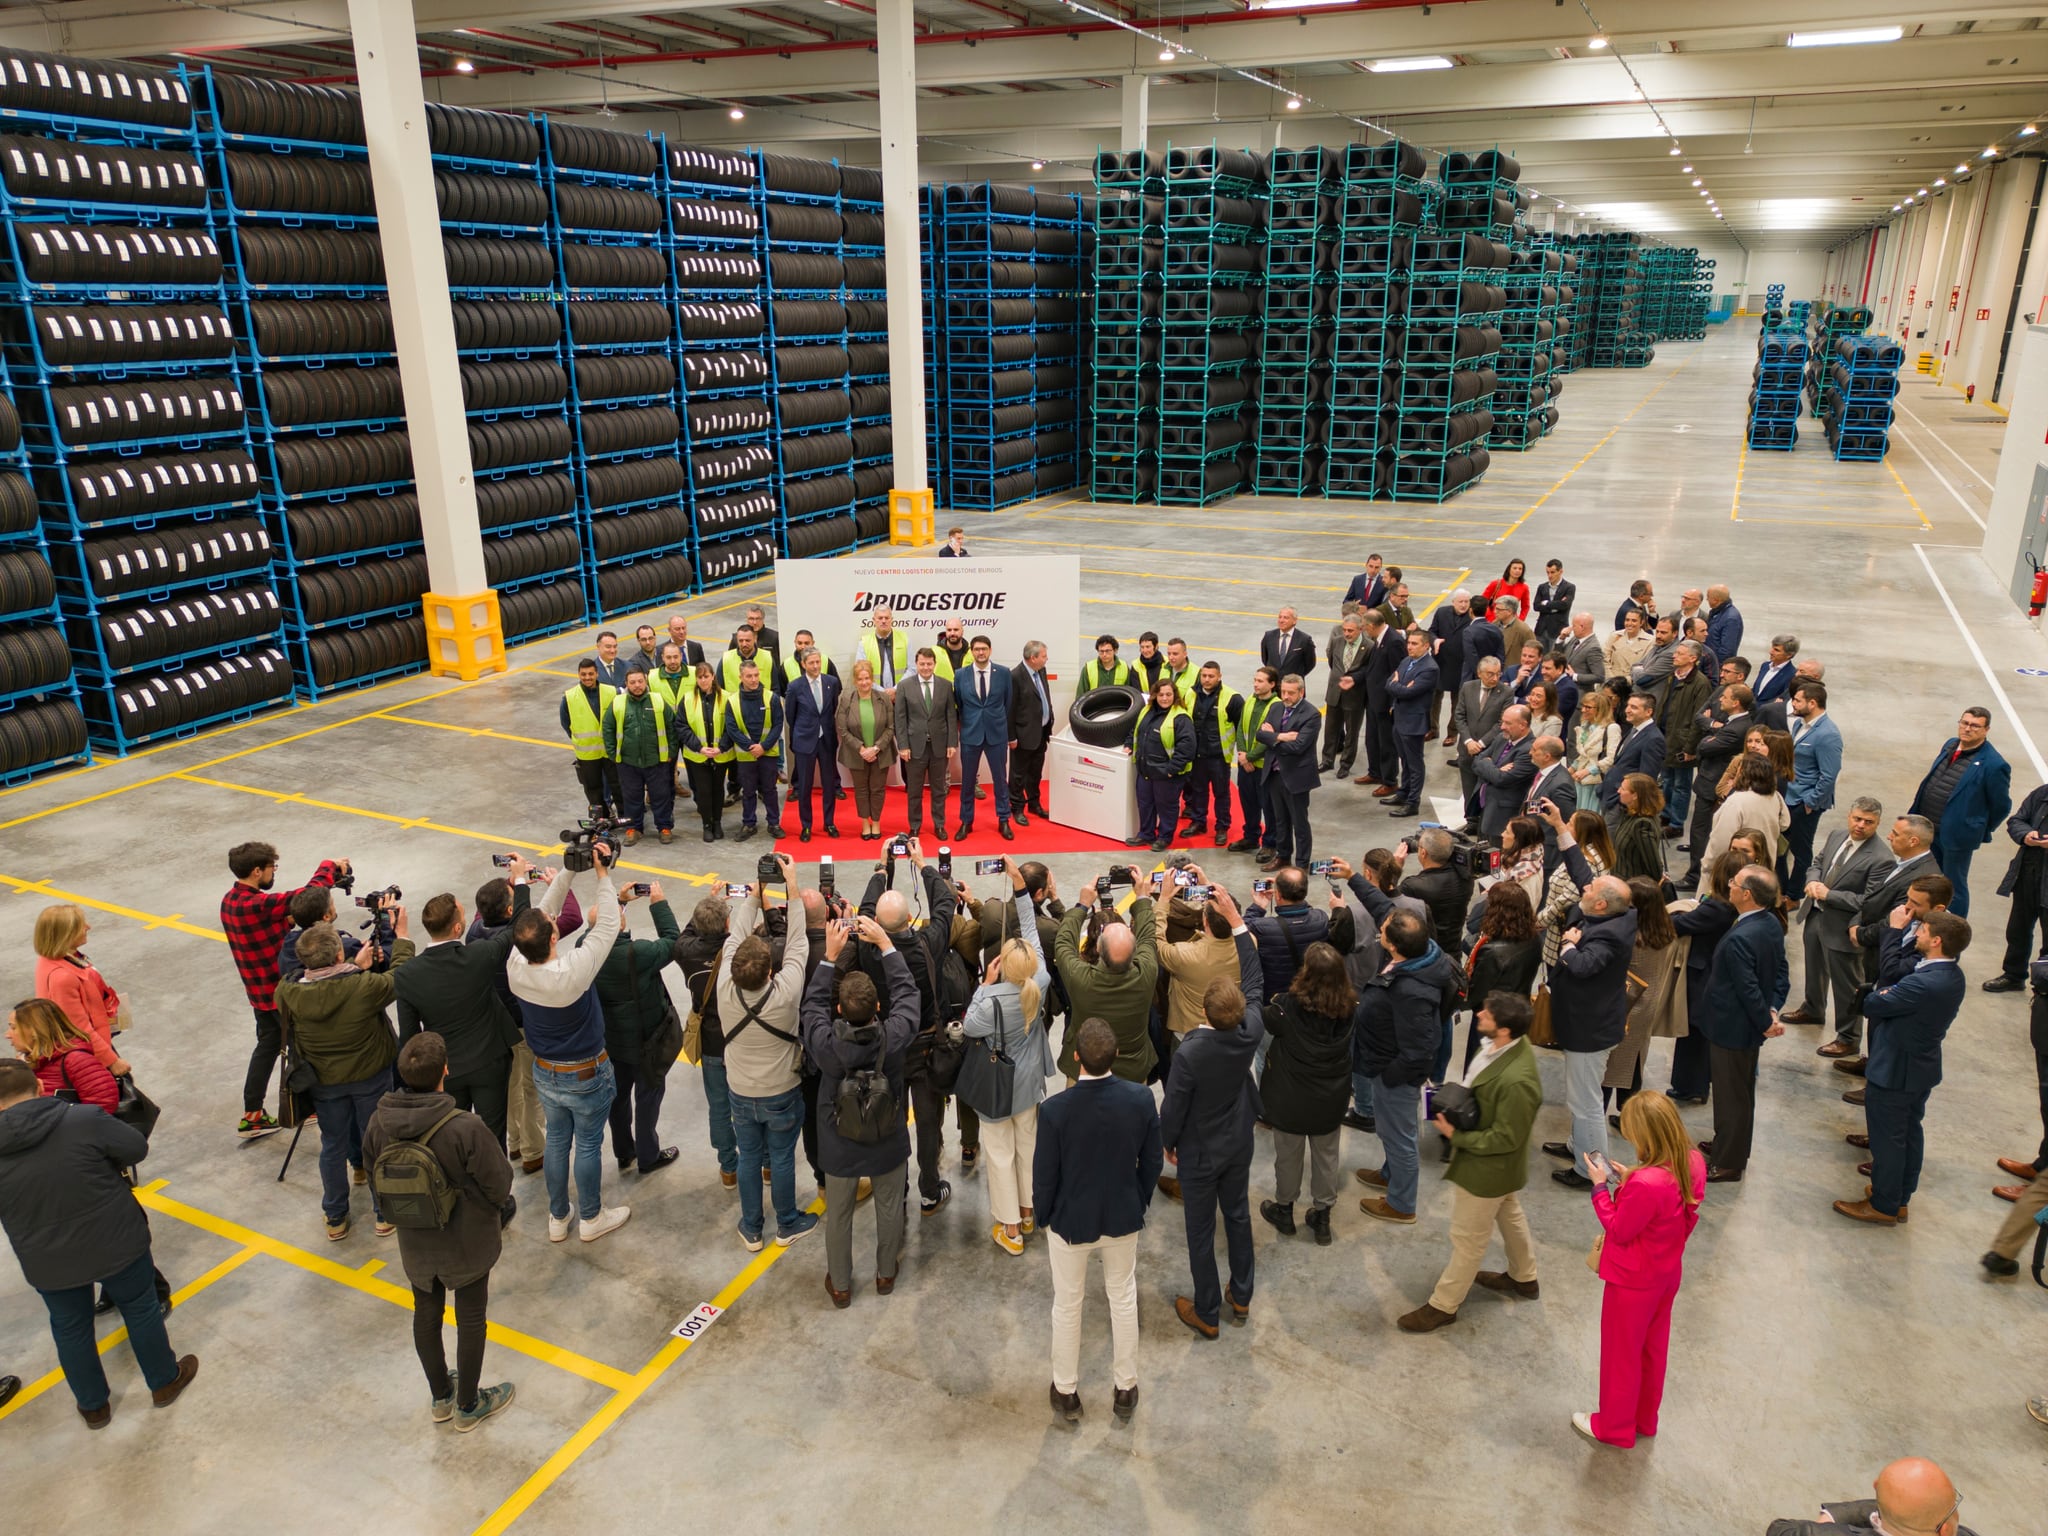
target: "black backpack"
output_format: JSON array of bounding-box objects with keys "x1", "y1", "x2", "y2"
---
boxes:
[
  {"x1": 937, "y1": 947, "x2": 975, "y2": 1025},
  {"x1": 370, "y1": 1108, "x2": 463, "y2": 1230},
  {"x1": 831, "y1": 1028, "x2": 901, "y2": 1145}
]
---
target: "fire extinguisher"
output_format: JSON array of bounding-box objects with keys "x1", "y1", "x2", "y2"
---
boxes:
[
  {"x1": 2031, "y1": 554, "x2": 2047, "y2": 618},
  {"x1": 1966, "y1": 384, "x2": 1977, "y2": 404}
]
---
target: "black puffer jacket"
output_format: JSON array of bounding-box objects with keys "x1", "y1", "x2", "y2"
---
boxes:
[
  {"x1": 1258, "y1": 995, "x2": 1354, "y2": 1135},
  {"x1": 1352, "y1": 942, "x2": 1463, "y2": 1088},
  {"x1": 0, "y1": 1096, "x2": 152, "y2": 1291}
]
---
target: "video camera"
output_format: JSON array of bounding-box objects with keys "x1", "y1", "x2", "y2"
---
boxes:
[
  {"x1": 561, "y1": 816, "x2": 624, "y2": 874},
  {"x1": 1095, "y1": 866, "x2": 1138, "y2": 898},
  {"x1": 353, "y1": 884, "x2": 401, "y2": 951}
]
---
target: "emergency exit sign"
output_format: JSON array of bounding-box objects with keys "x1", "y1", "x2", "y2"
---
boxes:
[{"x1": 1979, "y1": 307, "x2": 1992, "y2": 320}]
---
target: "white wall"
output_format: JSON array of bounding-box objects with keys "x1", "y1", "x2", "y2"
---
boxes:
[{"x1": 1743, "y1": 248, "x2": 1831, "y2": 305}]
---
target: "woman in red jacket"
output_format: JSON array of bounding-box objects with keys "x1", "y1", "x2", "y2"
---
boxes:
[
  {"x1": 8, "y1": 998, "x2": 119, "y2": 1114},
  {"x1": 33, "y1": 904, "x2": 130, "y2": 1077},
  {"x1": 1481, "y1": 559, "x2": 1531, "y2": 622},
  {"x1": 1575, "y1": 1090, "x2": 1706, "y2": 1449}
]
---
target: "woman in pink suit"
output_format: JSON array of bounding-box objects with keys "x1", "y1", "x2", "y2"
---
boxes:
[{"x1": 1574, "y1": 1090, "x2": 1706, "y2": 1449}]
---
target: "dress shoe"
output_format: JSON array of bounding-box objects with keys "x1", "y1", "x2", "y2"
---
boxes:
[
  {"x1": 1342, "y1": 1110, "x2": 1377, "y2": 1133},
  {"x1": 825, "y1": 1275, "x2": 851, "y2": 1309},
  {"x1": 1372, "y1": 785, "x2": 1401, "y2": 798},
  {"x1": 1674, "y1": 1093, "x2": 1709, "y2": 1106},
  {"x1": 1397, "y1": 1303, "x2": 1458, "y2": 1333},
  {"x1": 1318, "y1": 762, "x2": 1337, "y2": 775},
  {"x1": 1553, "y1": 1167, "x2": 1594, "y2": 1190},
  {"x1": 1996, "y1": 1158, "x2": 2040, "y2": 1180},
  {"x1": 1607, "y1": 1113, "x2": 1622, "y2": 1130},
  {"x1": 1843, "y1": 1088, "x2": 1865, "y2": 1106},
  {"x1": 1816, "y1": 1040, "x2": 1858, "y2": 1058},
  {"x1": 799, "y1": 828, "x2": 811, "y2": 843},
  {"x1": 1358, "y1": 1196, "x2": 1415, "y2": 1223},
  {"x1": 998, "y1": 822, "x2": 1014, "y2": 841},
  {"x1": 640, "y1": 1147, "x2": 680, "y2": 1175},
  {"x1": 1982, "y1": 1250, "x2": 2020, "y2": 1276},
  {"x1": 1353, "y1": 1166, "x2": 1388, "y2": 1189},
  {"x1": 1778, "y1": 1007, "x2": 1822, "y2": 1025},
  {"x1": 1353, "y1": 774, "x2": 1383, "y2": 787},
  {"x1": 1213, "y1": 830, "x2": 1228, "y2": 846},
  {"x1": 1705, "y1": 1167, "x2": 1743, "y2": 1183},
  {"x1": 1866, "y1": 1186, "x2": 1908, "y2": 1221},
  {"x1": 80, "y1": 1403, "x2": 112, "y2": 1429},
  {"x1": 1994, "y1": 1184, "x2": 2025, "y2": 1203},
  {"x1": 1175, "y1": 1295, "x2": 1219, "y2": 1339},
  {"x1": 1157, "y1": 1175, "x2": 1182, "y2": 1201},
  {"x1": 1387, "y1": 803, "x2": 1419, "y2": 818},
  {"x1": 1013, "y1": 810, "x2": 1030, "y2": 828},
  {"x1": 1696, "y1": 1139, "x2": 1715, "y2": 1154},
  {"x1": 1227, "y1": 1291, "x2": 1250, "y2": 1327},
  {"x1": 1856, "y1": 1160, "x2": 1873, "y2": 1177},
  {"x1": 1833, "y1": 1197, "x2": 1898, "y2": 1226},
  {"x1": 522, "y1": 1157, "x2": 543, "y2": 1175},
  {"x1": 151, "y1": 1355, "x2": 199, "y2": 1408},
  {"x1": 1124, "y1": 835, "x2": 1151, "y2": 848},
  {"x1": 1113, "y1": 1385, "x2": 1139, "y2": 1421},
  {"x1": 1983, "y1": 973, "x2": 2027, "y2": 993},
  {"x1": 1226, "y1": 838, "x2": 1257, "y2": 853},
  {"x1": 1259, "y1": 1199, "x2": 1296, "y2": 1235},
  {"x1": 1050, "y1": 1384, "x2": 1082, "y2": 1423},
  {"x1": 824, "y1": 824, "x2": 840, "y2": 839},
  {"x1": 1475, "y1": 1271, "x2": 1541, "y2": 1299},
  {"x1": 1660, "y1": 824, "x2": 1682, "y2": 840},
  {"x1": 1150, "y1": 839, "x2": 1170, "y2": 853},
  {"x1": 1541, "y1": 1141, "x2": 1575, "y2": 1161},
  {"x1": 1845, "y1": 1133, "x2": 1870, "y2": 1149},
  {"x1": 1180, "y1": 821, "x2": 1208, "y2": 836},
  {"x1": 875, "y1": 1275, "x2": 895, "y2": 1295},
  {"x1": 1832, "y1": 1056, "x2": 1868, "y2": 1077}
]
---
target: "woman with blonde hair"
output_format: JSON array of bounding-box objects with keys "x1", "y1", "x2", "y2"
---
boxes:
[
  {"x1": 33, "y1": 905, "x2": 128, "y2": 1077},
  {"x1": 1575, "y1": 1090, "x2": 1707, "y2": 1449},
  {"x1": 960, "y1": 864, "x2": 1054, "y2": 1255},
  {"x1": 8, "y1": 997, "x2": 117, "y2": 1114},
  {"x1": 834, "y1": 657, "x2": 897, "y2": 840},
  {"x1": 1571, "y1": 690, "x2": 1621, "y2": 813}
]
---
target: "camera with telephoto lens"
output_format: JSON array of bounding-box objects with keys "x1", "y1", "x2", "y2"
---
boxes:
[
  {"x1": 353, "y1": 885, "x2": 401, "y2": 951},
  {"x1": 560, "y1": 817, "x2": 624, "y2": 874},
  {"x1": 757, "y1": 854, "x2": 783, "y2": 887}
]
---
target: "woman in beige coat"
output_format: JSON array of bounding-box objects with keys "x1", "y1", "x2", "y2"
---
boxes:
[
  {"x1": 1603, "y1": 876, "x2": 1691, "y2": 1110},
  {"x1": 835, "y1": 659, "x2": 897, "y2": 839}
]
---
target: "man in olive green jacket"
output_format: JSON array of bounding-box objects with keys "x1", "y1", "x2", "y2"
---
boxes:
[
  {"x1": 1052, "y1": 876, "x2": 1159, "y2": 1082},
  {"x1": 1400, "y1": 990, "x2": 1543, "y2": 1332}
]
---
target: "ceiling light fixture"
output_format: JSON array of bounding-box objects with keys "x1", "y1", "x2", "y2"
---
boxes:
[
  {"x1": 454, "y1": 58, "x2": 475, "y2": 73},
  {"x1": 1983, "y1": 146, "x2": 1999, "y2": 158},
  {"x1": 1587, "y1": 35, "x2": 1608, "y2": 48},
  {"x1": 1031, "y1": 160, "x2": 1045, "y2": 170},
  {"x1": 1934, "y1": 176, "x2": 1946, "y2": 187},
  {"x1": 1668, "y1": 146, "x2": 1681, "y2": 156},
  {"x1": 1159, "y1": 46, "x2": 1176, "y2": 60},
  {"x1": 1691, "y1": 178, "x2": 1701, "y2": 186},
  {"x1": 2023, "y1": 124, "x2": 2040, "y2": 137},
  {"x1": 1788, "y1": 25, "x2": 1903, "y2": 47},
  {"x1": 1682, "y1": 164, "x2": 1693, "y2": 172},
  {"x1": 1286, "y1": 97, "x2": 1301, "y2": 109},
  {"x1": 728, "y1": 106, "x2": 745, "y2": 120},
  {"x1": 1368, "y1": 55, "x2": 1454, "y2": 72},
  {"x1": 1956, "y1": 163, "x2": 1969, "y2": 173}
]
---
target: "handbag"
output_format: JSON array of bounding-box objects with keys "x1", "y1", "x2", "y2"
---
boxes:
[
  {"x1": 115, "y1": 1074, "x2": 162, "y2": 1141},
  {"x1": 1529, "y1": 984, "x2": 1556, "y2": 1048},
  {"x1": 682, "y1": 948, "x2": 723, "y2": 1068},
  {"x1": 630, "y1": 945, "x2": 685, "y2": 1078},
  {"x1": 955, "y1": 998, "x2": 1018, "y2": 1122},
  {"x1": 1430, "y1": 1078, "x2": 1480, "y2": 1132},
  {"x1": 1624, "y1": 969, "x2": 1649, "y2": 1007}
]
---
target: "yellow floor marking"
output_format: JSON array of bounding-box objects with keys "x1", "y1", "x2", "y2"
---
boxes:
[
  {"x1": 135, "y1": 1185, "x2": 634, "y2": 1392},
  {"x1": 1885, "y1": 459, "x2": 1934, "y2": 528},
  {"x1": 1418, "y1": 569, "x2": 1473, "y2": 621},
  {"x1": 469, "y1": 1195, "x2": 827, "y2": 1536},
  {"x1": 1495, "y1": 362, "x2": 1690, "y2": 545},
  {"x1": 0, "y1": 870, "x2": 227, "y2": 942},
  {"x1": 372, "y1": 714, "x2": 572, "y2": 753},
  {"x1": 0, "y1": 1244, "x2": 259, "y2": 1423}
]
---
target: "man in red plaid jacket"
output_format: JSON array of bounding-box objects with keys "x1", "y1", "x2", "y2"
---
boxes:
[{"x1": 221, "y1": 842, "x2": 347, "y2": 1139}]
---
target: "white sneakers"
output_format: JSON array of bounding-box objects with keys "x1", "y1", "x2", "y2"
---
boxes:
[
  {"x1": 579, "y1": 1206, "x2": 631, "y2": 1243},
  {"x1": 548, "y1": 1212, "x2": 573, "y2": 1243}
]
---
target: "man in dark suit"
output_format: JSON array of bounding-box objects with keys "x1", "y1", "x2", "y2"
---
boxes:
[
  {"x1": 1034, "y1": 1017, "x2": 1163, "y2": 1424},
  {"x1": 1835, "y1": 909, "x2": 1969, "y2": 1224},
  {"x1": 1751, "y1": 633, "x2": 1800, "y2": 705},
  {"x1": 664, "y1": 614, "x2": 708, "y2": 670},
  {"x1": 1599, "y1": 693, "x2": 1665, "y2": 817},
  {"x1": 1782, "y1": 797, "x2": 1889, "y2": 1035},
  {"x1": 1698, "y1": 866, "x2": 1790, "y2": 1183},
  {"x1": 1359, "y1": 611, "x2": 1406, "y2": 798},
  {"x1": 893, "y1": 649, "x2": 958, "y2": 841},
  {"x1": 1342, "y1": 554, "x2": 1387, "y2": 611},
  {"x1": 784, "y1": 644, "x2": 841, "y2": 843},
  {"x1": 952, "y1": 634, "x2": 1014, "y2": 840},
  {"x1": 1908, "y1": 706, "x2": 2013, "y2": 917},
  {"x1": 1522, "y1": 737, "x2": 1575, "y2": 874},
  {"x1": 1465, "y1": 705, "x2": 1536, "y2": 841},
  {"x1": 772, "y1": 629, "x2": 840, "y2": 696},
  {"x1": 1259, "y1": 606, "x2": 1317, "y2": 683},
  {"x1": 1255, "y1": 675, "x2": 1321, "y2": 872},
  {"x1": 1678, "y1": 682, "x2": 1754, "y2": 889},
  {"x1": 1459, "y1": 612, "x2": 1504, "y2": 685},
  {"x1": 1833, "y1": 817, "x2": 1941, "y2": 1062},
  {"x1": 1159, "y1": 891, "x2": 1263, "y2": 1338},
  {"x1": 1383, "y1": 628, "x2": 1439, "y2": 817},
  {"x1": 1450, "y1": 656, "x2": 1510, "y2": 813},
  {"x1": 393, "y1": 883, "x2": 529, "y2": 1148},
  {"x1": 1531, "y1": 559, "x2": 1574, "y2": 645},
  {"x1": 1007, "y1": 640, "x2": 1055, "y2": 827}
]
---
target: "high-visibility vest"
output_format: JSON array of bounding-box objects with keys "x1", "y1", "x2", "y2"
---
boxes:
[
  {"x1": 677, "y1": 688, "x2": 732, "y2": 764},
  {"x1": 646, "y1": 668, "x2": 691, "y2": 714},
  {"x1": 720, "y1": 647, "x2": 768, "y2": 693},
  {"x1": 860, "y1": 631, "x2": 954, "y2": 685},
  {"x1": 1186, "y1": 685, "x2": 1242, "y2": 758},
  {"x1": 1133, "y1": 702, "x2": 1193, "y2": 776},
  {"x1": 1239, "y1": 693, "x2": 1278, "y2": 766},
  {"x1": 1166, "y1": 662, "x2": 1196, "y2": 704},
  {"x1": 608, "y1": 689, "x2": 673, "y2": 764},
  {"x1": 1079, "y1": 658, "x2": 1131, "y2": 693},
  {"x1": 722, "y1": 690, "x2": 782, "y2": 758},
  {"x1": 562, "y1": 683, "x2": 615, "y2": 761}
]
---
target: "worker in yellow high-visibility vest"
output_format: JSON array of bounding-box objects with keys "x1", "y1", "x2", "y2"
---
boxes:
[
  {"x1": 674, "y1": 660, "x2": 736, "y2": 843},
  {"x1": 559, "y1": 657, "x2": 620, "y2": 815},
  {"x1": 852, "y1": 604, "x2": 953, "y2": 691}
]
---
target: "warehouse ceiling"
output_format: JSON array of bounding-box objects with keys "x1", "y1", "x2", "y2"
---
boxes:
[{"x1": 1, "y1": 0, "x2": 2042, "y2": 245}]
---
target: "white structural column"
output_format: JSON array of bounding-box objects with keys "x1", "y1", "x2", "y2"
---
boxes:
[
  {"x1": 875, "y1": 0, "x2": 927, "y2": 494},
  {"x1": 1120, "y1": 74, "x2": 1150, "y2": 152},
  {"x1": 1977, "y1": 321, "x2": 2048, "y2": 608},
  {"x1": 348, "y1": 0, "x2": 488, "y2": 598}
]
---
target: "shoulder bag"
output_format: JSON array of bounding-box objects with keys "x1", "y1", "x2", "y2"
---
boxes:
[
  {"x1": 955, "y1": 998, "x2": 1017, "y2": 1122},
  {"x1": 115, "y1": 1074, "x2": 162, "y2": 1141},
  {"x1": 1529, "y1": 979, "x2": 1556, "y2": 1048},
  {"x1": 682, "y1": 947, "x2": 723, "y2": 1067},
  {"x1": 631, "y1": 944, "x2": 685, "y2": 1079}
]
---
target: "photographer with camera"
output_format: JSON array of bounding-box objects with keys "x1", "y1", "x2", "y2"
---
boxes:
[
  {"x1": 360, "y1": 1032, "x2": 517, "y2": 1433},
  {"x1": 804, "y1": 913, "x2": 920, "y2": 1306},
  {"x1": 507, "y1": 838, "x2": 626, "y2": 1244},
  {"x1": 394, "y1": 858, "x2": 544, "y2": 1153},
  {"x1": 221, "y1": 842, "x2": 348, "y2": 1141},
  {"x1": 594, "y1": 879, "x2": 685, "y2": 1177},
  {"x1": 1397, "y1": 990, "x2": 1543, "y2": 1334},
  {"x1": 718, "y1": 853, "x2": 816, "y2": 1250},
  {"x1": 1053, "y1": 868, "x2": 1160, "y2": 1085},
  {"x1": 278, "y1": 885, "x2": 370, "y2": 985},
  {"x1": 275, "y1": 911, "x2": 417, "y2": 1242}
]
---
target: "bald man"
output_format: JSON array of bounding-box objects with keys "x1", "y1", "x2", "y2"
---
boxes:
[{"x1": 1764, "y1": 1456, "x2": 1974, "y2": 1536}]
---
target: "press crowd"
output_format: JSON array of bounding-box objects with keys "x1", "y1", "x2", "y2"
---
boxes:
[{"x1": 1, "y1": 561, "x2": 2044, "y2": 1475}]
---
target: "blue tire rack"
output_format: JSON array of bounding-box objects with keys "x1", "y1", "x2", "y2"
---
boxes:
[
  {"x1": 0, "y1": 364, "x2": 89, "y2": 781},
  {"x1": 840, "y1": 164, "x2": 890, "y2": 547},
  {"x1": 1088, "y1": 148, "x2": 1163, "y2": 503},
  {"x1": 1748, "y1": 326, "x2": 1807, "y2": 450},
  {"x1": 1253, "y1": 146, "x2": 1337, "y2": 496}
]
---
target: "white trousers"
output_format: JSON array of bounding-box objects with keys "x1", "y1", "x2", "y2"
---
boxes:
[
  {"x1": 1047, "y1": 1228, "x2": 1139, "y2": 1394},
  {"x1": 979, "y1": 1106, "x2": 1039, "y2": 1226}
]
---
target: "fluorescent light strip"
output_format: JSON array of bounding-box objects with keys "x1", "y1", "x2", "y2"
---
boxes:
[
  {"x1": 1368, "y1": 56, "x2": 1454, "y2": 72},
  {"x1": 1788, "y1": 25, "x2": 1903, "y2": 47}
]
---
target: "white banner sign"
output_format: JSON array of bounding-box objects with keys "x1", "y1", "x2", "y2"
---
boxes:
[{"x1": 772, "y1": 555, "x2": 1084, "y2": 718}]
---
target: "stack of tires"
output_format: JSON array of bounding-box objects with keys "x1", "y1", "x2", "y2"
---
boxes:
[
  {"x1": 761, "y1": 151, "x2": 851, "y2": 568},
  {"x1": 0, "y1": 384, "x2": 89, "y2": 780},
  {"x1": 840, "y1": 164, "x2": 888, "y2": 546}
]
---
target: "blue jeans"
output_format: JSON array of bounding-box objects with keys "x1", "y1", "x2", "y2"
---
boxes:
[
  {"x1": 535, "y1": 1057, "x2": 617, "y2": 1220},
  {"x1": 1660, "y1": 764, "x2": 1691, "y2": 829},
  {"x1": 702, "y1": 1055, "x2": 739, "y2": 1175},
  {"x1": 40, "y1": 1249, "x2": 178, "y2": 1411},
  {"x1": 1933, "y1": 840, "x2": 1976, "y2": 917},
  {"x1": 731, "y1": 1085, "x2": 806, "y2": 1240},
  {"x1": 313, "y1": 1072, "x2": 391, "y2": 1224},
  {"x1": 1371, "y1": 1076, "x2": 1420, "y2": 1215}
]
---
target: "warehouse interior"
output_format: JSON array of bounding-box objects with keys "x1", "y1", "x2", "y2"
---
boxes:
[{"x1": 0, "y1": 1, "x2": 2045, "y2": 1531}]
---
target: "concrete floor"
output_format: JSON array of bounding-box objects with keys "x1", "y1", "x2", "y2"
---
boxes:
[{"x1": 1, "y1": 319, "x2": 2044, "y2": 1532}]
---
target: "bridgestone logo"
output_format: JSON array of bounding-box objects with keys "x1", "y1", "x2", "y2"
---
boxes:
[{"x1": 851, "y1": 592, "x2": 1008, "y2": 612}]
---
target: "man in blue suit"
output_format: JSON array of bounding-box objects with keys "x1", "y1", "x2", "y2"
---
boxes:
[
  {"x1": 1704, "y1": 583, "x2": 1744, "y2": 667},
  {"x1": 1159, "y1": 891, "x2": 1263, "y2": 1339},
  {"x1": 1599, "y1": 692, "x2": 1665, "y2": 820},
  {"x1": 1751, "y1": 633, "x2": 1800, "y2": 705},
  {"x1": 1785, "y1": 679, "x2": 1844, "y2": 892},
  {"x1": 952, "y1": 634, "x2": 1015, "y2": 841},
  {"x1": 1035, "y1": 1017, "x2": 1164, "y2": 1424},
  {"x1": 1384, "y1": 628, "x2": 1439, "y2": 817},
  {"x1": 1343, "y1": 553, "x2": 1387, "y2": 611},
  {"x1": 1835, "y1": 909, "x2": 1969, "y2": 1224},
  {"x1": 1908, "y1": 707, "x2": 2013, "y2": 917},
  {"x1": 784, "y1": 644, "x2": 841, "y2": 843},
  {"x1": 1698, "y1": 865, "x2": 1789, "y2": 1183},
  {"x1": 1255, "y1": 674, "x2": 1322, "y2": 872}
]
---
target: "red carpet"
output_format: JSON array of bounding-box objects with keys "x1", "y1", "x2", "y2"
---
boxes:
[{"x1": 768, "y1": 777, "x2": 1155, "y2": 859}]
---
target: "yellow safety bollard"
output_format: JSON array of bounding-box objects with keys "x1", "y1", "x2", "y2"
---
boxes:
[
  {"x1": 888, "y1": 487, "x2": 936, "y2": 547},
  {"x1": 423, "y1": 589, "x2": 508, "y2": 681}
]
